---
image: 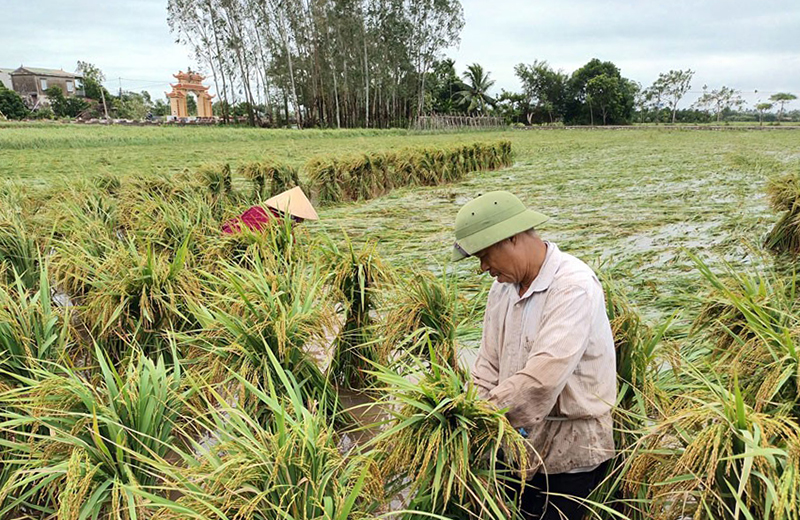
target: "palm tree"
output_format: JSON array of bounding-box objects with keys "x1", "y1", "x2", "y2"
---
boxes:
[{"x1": 456, "y1": 63, "x2": 496, "y2": 114}]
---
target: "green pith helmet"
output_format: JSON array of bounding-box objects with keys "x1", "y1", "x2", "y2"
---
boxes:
[{"x1": 452, "y1": 191, "x2": 549, "y2": 261}]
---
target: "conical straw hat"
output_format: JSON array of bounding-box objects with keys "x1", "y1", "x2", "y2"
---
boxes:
[{"x1": 265, "y1": 186, "x2": 319, "y2": 221}]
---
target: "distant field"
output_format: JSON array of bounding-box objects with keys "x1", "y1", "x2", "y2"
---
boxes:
[{"x1": 2, "y1": 123, "x2": 799, "y2": 325}]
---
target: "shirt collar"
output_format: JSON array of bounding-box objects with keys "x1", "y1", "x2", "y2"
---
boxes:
[{"x1": 518, "y1": 241, "x2": 560, "y2": 299}]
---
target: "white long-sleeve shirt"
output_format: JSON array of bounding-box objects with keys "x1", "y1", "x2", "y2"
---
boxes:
[{"x1": 472, "y1": 242, "x2": 616, "y2": 475}]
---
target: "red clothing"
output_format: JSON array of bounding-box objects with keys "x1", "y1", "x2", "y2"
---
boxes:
[{"x1": 222, "y1": 205, "x2": 277, "y2": 234}]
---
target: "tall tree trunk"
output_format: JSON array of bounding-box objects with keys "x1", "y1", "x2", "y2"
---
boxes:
[{"x1": 363, "y1": 36, "x2": 369, "y2": 127}]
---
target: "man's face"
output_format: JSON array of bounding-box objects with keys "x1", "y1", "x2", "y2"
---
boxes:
[{"x1": 474, "y1": 238, "x2": 519, "y2": 284}]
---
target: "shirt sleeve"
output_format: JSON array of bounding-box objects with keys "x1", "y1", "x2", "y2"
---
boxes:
[
  {"x1": 487, "y1": 283, "x2": 594, "y2": 427},
  {"x1": 472, "y1": 284, "x2": 501, "y2": 400}
]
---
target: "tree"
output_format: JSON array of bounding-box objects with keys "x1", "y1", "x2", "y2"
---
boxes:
[
  {"x1": 769, "y1": 92, "x2": 797, "y2": 122},
  {"x1": 566, "y1": 59, "x2": 635, "y2": 125},
  {"x1": 692, "y1": 85, "x2": 744, "y2": 122},
  {"x1": 113, "y1": 91, "x2": 150, "y2": 120},
  {"x1": 650, "y1": 69, "x2": 694, "y2": 123},
  {"x1": 495, "y1": 89, "x2": 527, "y2": 124},
  {"x1": 642, "y1": 82, "x2": 667, "y2": 124},
  {"x1": 45, "y1": 86, "x2": 89, "y2": 118},
  {"x1": 456, "y1": 63, "x2": 495, "y2": 114},
  {"x1": 76, "y1": 61, "x2": 110, "y2": 118},
  {"x1": 426, "y1": 59, "x2": 466, "y2": 114},
  {"x1": 756, "y1": 102, "x2": 773, "y2": 126},
  {"x1": 514, "y1": 60, "x2": 568, "y2": 124},
  {"x1": 152, "y1": 99, "x2": 171, "y2": 116},
  {"x1": 586, "y1": 74, "x2": 622, "y2": 125},
  {"x1": 0, "y1": 84, "x2": 29, "y2": 120},
  {"x1": 167, "y1": 0, "x2": 466, "y2": 128}
]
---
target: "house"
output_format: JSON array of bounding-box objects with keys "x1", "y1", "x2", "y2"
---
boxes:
[
  {"x1": 0, "y1": 68, "x2": 13, "y2": 90},
  {"x1": 9, "y1": 66, "x2": 84, "y2": 108}
]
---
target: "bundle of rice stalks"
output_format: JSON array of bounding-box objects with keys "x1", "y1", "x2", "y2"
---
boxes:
[
  {"x1": 154, "y1": 351, "x2": 381, "y2": 520},
  {"x1": 82, "y1": 237, "x2": 199, "y2": 347},
  {"x1": 307, "y1": 141, "x2": 515, "y2": 205},
  {"x1": 388, "y1": 148, "x2": 421, "y2": 187},
  {"x1": 184, "y1": 253, "x2": 342, "y2": 422},
  {"x1": 369, "y1": 360, "x2": 528, "y2": 520},
  {"x1": 325, "y1": 236, "x2": 390, "y2": 389},
  {"x1": 498, "y1": 140, "x2": 514, "y2": 167},
  {"x1": 0, "y1": 344, "x2": 187, "y2": 520},
  {"x1": 413, "y1": 148, "x2": 444, "y2": 186},
  {"x1": 307, "y1": 156, "x2": 344, "y2": 204},
  {"x1": 196, "y1": 162, "x2": 233, "y2": 199},
  {"x1": 343, "y1": 153, "x2": 383, "y2": 200},
  {"x1": 765, "y1": 171, "x2": 800, "y2": 255},
  {"x1": 270, "y1": 162, "x2": 301, "y2": 195},
  {"x1": 385, "y1": 270, "x2": 463, "y2": 369},
  {"x1": 238, "y1": 161, "x2": 271, "y2": 200},
  {"x1": 0, "y1": 212, "x2": 40, "y2": 291},
  {"x1": 49, "y1": 230, "x2": 118, "y2": 301},
  {"x1": 626, "y1": 368, "x2": 800, "y2": 520},
  {"x1": 238, "y1": 160, "x2": 301, "y2": 201},
  {"x1": 603, "y1": 276, "x2": 671, "y2": 413}
]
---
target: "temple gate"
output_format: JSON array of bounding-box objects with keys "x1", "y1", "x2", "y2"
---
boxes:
[{"x1": 166, "y1": 71, "x2": 214, "y2": 118}]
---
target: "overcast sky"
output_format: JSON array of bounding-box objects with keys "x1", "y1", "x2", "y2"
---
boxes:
[{"x1": 2, "y1": 0, "x2": 798, "y2": 107}]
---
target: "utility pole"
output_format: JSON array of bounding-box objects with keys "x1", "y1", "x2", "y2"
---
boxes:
[{"x1": 100, "y1": 84, "x2": 109, "y2": 119}]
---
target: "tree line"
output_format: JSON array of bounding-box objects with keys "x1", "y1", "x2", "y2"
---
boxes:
[{"x1": 166, "y1": 0, "x2": 464, "y2": 128}]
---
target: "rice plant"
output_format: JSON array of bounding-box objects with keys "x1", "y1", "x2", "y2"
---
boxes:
[
  {"x1": 325, "y1": 235, "x2": 390, "y2": 389},
  {"x1": 307, "y1": 156, "x2": 343, "y2": 204},
  {"x1": 196, "y1": 162, "x2": 233, "y2": 203},
  {"x1": 626, "y1": 366, "x2": 800, "y2": 520},
  {"x1": 593, "y1": 274, "x2": 673, "y2": 519},
  {"x1": 368, "y1": 359, "x2": 528, "y2": 520},
  {"x1": 690, "y1": 253, "x2": 800, "y2": 417},
  {"x1": 307, "y1": 141, "x2": 514, "y2": 204},
  {"x1": 0, "y1": 265, "x2": 69, "y2": 390},
  {"x1": 765, "y1": 171, "x2": 800, "y2": 255},
  {"x1": 184, "y1": 252, "x2": 343, "y2": 422},
  {"x1": 82, "y1": 236, "x2": 199, "y2": 347},
  {"x1": 0, "y1": 212, "x2": 40, "y2": 291},
  {"x1": 153, "y1": 347, "x2": 381, "y2": 520},
  {"x1": 0, "y1": 343, "x2": 188, "y2": 520},
  {"x1": 385, "y1": 270, "x2": 463, "y2": 369},
  {"x1": 238, "y1": 159, "x2": 300, "y2": 201}
]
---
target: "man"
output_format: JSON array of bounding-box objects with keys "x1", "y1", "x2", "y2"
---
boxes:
[
  {"x1": 452, "y1": 190, "x2": 616, "y2": 520},
  {"x1": 222, "y1": 186, "x2": 319, "y2": 234}
]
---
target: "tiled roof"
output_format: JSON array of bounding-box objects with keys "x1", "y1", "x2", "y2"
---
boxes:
[{"x1": 12, "y1": 67, "x2": 82, "y2": 78}]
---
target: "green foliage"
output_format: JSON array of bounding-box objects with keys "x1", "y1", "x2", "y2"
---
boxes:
[
  {"x1": 44, "y1": 86, "x2": 89, "y2": 118},
  {"x1": 0, "y1": 344, "x2": 187, "y2": 519},
  {"x1": 514, "y1": 60, "x2": 568, "y2": 124},
  {"x1": 0, "y1": 84, "x2": 29, "y2": 120},
  {"x1": 154, "y1": 349, "x2": 382, "y2": 520},
  {"x1": 567, "y1": 58, "x2": 636, "y2": 125},
  {"x1": 456, "y1": 63, "x2": 496, "y2": 114},
  {"x1": 112, "y1": 91, "x2": 149, "y2": 120},
  {"x1": 325, "y1": 235, "x2": 389, "y2": 389}
]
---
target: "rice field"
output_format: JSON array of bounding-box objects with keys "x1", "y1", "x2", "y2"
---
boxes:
[{"x1": 1, "y1": 123, "x2": 800, "y2": 519}]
